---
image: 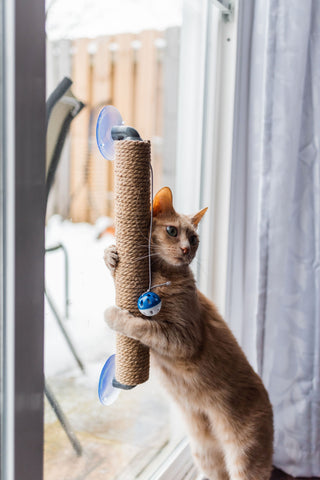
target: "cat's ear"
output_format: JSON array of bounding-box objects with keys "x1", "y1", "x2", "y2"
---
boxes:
[
  {"x1": 191, "y1": 207, "x2": 208, "y2": 228},
  {"x1": 153, "y1": 187, "x2": 175, "y2": 217}
]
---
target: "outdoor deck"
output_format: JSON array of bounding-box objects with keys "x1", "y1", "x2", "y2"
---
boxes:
[{"x1": 44, "y1": 363, "x2": 174, "y2": 480}]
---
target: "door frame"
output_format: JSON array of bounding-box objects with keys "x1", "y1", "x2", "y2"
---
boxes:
[{"x1": 1, "y1": 0, "x2": 46, "y2": 479}]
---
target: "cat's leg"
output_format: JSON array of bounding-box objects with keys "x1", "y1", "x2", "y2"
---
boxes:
[
  {"x1": 223, "y1": 440, "x2": 272, "y2": 480},
  {"x1": 208, "y1": 415, "x2": 272, "y2": 480},
  {"x1": 104, "y1": 306, "x2": 199, "y2": 358},
  {"x1": 103, "y1": 245, "x2": 118, "y2": 277},
  {"x1": 194, "y1": 445, "x2": 229, "y2": 480},
  {"x1": 182, "y1": 410, "x2": 229, "y2": 480},
  {"x1": 222, "y1": 441, "x2": 272, "y2": 480}
]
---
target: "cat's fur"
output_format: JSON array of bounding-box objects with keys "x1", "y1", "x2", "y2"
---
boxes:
[{"x1": 104, "y1": 187, "x2": 273, "y2": 480}]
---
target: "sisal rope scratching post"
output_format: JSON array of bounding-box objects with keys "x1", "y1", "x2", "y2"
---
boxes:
[{"x1": 113, "y1": 139, "x2": 151, "y2": 387}]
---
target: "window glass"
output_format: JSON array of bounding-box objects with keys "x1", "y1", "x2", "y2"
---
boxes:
[{"x1": 44, "y1": 1, "x2": 185, "y2": 479}]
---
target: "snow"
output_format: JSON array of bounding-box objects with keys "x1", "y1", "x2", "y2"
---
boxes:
[
  {"x1": 46, "y1": 0, "x2": 182, "y2": 40},
  {"x1": 45, "y1": 215, "x2": 116, "y2": 377}
]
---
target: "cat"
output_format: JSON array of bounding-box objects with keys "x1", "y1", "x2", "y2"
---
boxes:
[{"x1": 104, "y1": 186, "x2": 273, "y2": 480}]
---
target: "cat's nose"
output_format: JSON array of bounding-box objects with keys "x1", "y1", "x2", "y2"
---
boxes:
[{"x1": 181, "y1": 246, "x2": 190, "y2": 255}]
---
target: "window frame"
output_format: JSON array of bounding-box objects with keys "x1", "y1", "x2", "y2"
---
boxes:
[
  {"x1": 154, "y1": 0, "x2": 239, "y2": 476},
  {"x1": 176, "y1": 0, "x2": 239, "y2": 313},
  {"x1": 1, "y1": 0, "x2": 46, "y2": 479},
  {"x1": 148, "y1": 439, "x2": 198, "y2": 480}
]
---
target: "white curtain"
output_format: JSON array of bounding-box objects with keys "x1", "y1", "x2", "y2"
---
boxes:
[{"x1": 226, "y1": 0, "x2": 320, "y2": 476}]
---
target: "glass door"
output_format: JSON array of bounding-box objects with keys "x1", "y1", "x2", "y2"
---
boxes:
[{"x1": 44, "y1": 2, "x2": 186, "y2": 479}]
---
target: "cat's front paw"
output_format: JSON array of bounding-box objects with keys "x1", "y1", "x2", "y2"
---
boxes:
[
  {"x1": 104, "y1": 305, "x2": 125, "y2": 332},
  {"x1": 104, "y1": 245, "x2": 119, "y2": 274}
]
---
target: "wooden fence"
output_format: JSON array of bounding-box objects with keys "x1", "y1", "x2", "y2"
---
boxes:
[{"x1": 46, "y1": 27, "x2": 180, "y2": 223}]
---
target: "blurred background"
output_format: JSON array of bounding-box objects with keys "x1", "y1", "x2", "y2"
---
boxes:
[{"x1": 46, "y1": 0, "x2": 181, "y2": 223}]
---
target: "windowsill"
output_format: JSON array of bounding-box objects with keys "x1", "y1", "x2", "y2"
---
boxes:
[{"x1": 144, "y1": 438, "x2": 197, "y2": 480}]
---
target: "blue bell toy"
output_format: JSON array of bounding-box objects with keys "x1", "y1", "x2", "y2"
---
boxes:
[{"x1": 138, "y1": 291, "x2": 162, "y2": 317}]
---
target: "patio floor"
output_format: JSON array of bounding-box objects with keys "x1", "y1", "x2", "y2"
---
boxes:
[{"x1": 44, "y1": 361, "x2": 174, "y2": 480}]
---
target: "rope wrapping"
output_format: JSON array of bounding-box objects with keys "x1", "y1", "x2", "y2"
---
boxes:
[{"x1": 114, "y1": 139, "x2": 151, "y2": 386}]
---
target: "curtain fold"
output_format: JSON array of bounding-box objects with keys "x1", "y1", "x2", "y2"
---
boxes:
[{"x1": 227, "y1": 0, "x2": 320, "y2": 476}]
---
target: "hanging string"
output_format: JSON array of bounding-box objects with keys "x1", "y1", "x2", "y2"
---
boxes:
[{"x1": 147, "y1": 163, "x2": 154, "y2": 292}]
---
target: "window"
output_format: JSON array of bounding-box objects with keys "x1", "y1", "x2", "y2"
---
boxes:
[
  {"x1": 176, "y1": 0, "x2": 238, "y2": 314},
  {"x1": 1, "y1": 1, "x2": 239, "y2": 479},
  {"x1": 1, "y1": 1, "x2": 46, "y2": 479},
  {"x1": 44, "y1": 2, "x2": 186, "y2": 479}
]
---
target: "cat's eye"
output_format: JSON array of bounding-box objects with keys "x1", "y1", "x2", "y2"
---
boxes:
[
  {"x1": 166, "y1": 226, "x2": 178, "y2": 237},
  {"x1": 190, "y1": 235, "x2": 198, "y2": 246}
]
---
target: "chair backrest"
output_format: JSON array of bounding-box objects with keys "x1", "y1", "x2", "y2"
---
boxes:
[{"x1": 46, "y1": 77, "x2": 85, "y2": 205}]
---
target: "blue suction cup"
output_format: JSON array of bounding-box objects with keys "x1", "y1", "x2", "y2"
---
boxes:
[
  {"x1": 98, "y1": 354, "x2": 120, "y2": 406},
  {"x1": 96, "y1": 106, "x2": 123, "y2": 160}
]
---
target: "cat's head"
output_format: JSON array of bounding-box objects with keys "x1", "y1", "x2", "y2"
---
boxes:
[{"x1": 152, "y1": 187, "x2": 207, "y2": 267}]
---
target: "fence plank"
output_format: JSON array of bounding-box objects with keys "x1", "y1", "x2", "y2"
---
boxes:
[
  {"x1": 134, "y1": 30, "x2": 158, "y2": 139},
  {"x1": 107, "y1": 33, "x2": 136, "y2": 217},
  {"x1": 135, "y1": 30, "x2": 163, "y2": 192},
  {"x1": 113, "y1": 33, "x2": 135, "y2": 125},
  {"x1": 88, "y1": 37, "x2": 113, "y2": 221},
  {"x1": 69, "y1": 38, "x2": 91, "y2": 222}
]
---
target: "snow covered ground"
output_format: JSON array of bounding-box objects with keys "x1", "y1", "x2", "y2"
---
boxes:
[{"x1": 45, "y1": 215, "x2": 116, "y2": 377}]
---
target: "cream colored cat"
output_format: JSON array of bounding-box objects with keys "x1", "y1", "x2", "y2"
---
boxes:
[{"x1": 104, "y1": 187, "x2": 273, "y2": 480}]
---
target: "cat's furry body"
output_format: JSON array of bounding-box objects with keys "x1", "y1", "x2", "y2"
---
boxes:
[{"x1": 104, "y1": 187, "x2": 273, "y2": 480}]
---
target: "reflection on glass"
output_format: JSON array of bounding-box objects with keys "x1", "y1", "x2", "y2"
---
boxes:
[{"x1": 44, "y1": 1, "x2": 184, "y2": 478}]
